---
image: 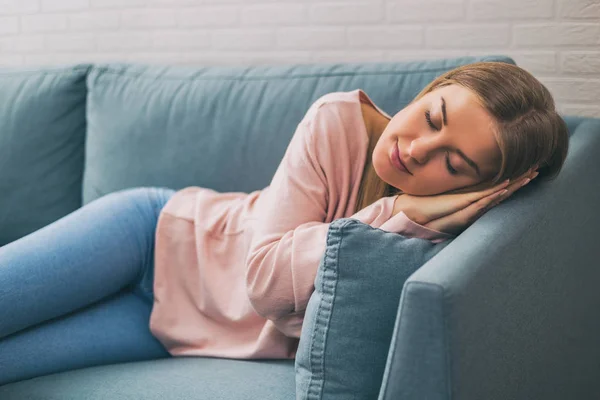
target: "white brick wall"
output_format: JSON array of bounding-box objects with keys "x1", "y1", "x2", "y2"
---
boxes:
[{"x1": 0, "y1": 0, "x2": 599, "y2": 117}]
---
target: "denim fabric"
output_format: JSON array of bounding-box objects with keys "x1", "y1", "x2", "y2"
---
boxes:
[
  {"x1": 0, "y1": 187, "x2": 175, "y2": 385},
  {"x1": 295, "y1": 218, "x2": 449, "y2": 400}
]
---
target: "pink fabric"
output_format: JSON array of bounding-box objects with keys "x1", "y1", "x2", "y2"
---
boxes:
[{"x1": 149, "y1": 90, "x2": 455, "y2": 360}]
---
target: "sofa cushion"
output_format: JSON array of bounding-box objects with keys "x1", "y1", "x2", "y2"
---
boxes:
[
  {"x1": 295, "y1": 218, "x2": 449, "y2": 400},
  {"x1": 563, "y1": 115, "x2": 586, "y2": 135},
  {"x1": 83, "y1": 55, "x2": 514, "y2": 204},
  {"x1": 0, "y1": 357, "x2": 295, "y2": 400},
  {"x1": 0, "y1": 65, "x2": 89, "y2": 246}
]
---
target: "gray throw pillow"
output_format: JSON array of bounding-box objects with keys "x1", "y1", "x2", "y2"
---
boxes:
[{"x1": 295, "y1": 218, "x2": 450, "y2": 400}]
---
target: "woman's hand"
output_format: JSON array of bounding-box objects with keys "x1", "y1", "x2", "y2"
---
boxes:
[{"x1": 393, "y1": 168, "x2": 539, "y2": 235}]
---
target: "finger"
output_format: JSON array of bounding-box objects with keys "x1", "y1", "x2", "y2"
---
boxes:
[
  {"x1": 428, "y1": 169, "x2": 540, "y2": 233},
  {"x1": 465, "y1": 188, "x2": 510, "y2": 220},
  {"x1": 515, "y1": 167, "x2": 539, "y2": 182},
  {"x1": 486, "y1": 179, "x2": 528, "y2": 208},
  {"x1": 503, "y1": 176, "x2": 530, "y2": 194},
  {"x1": 488, "y1": 167, "x2": 537, "y2": 194},
  {"x1": 485, "y1": 169, "x2": 537, "y2": 200},
  {"x1": 467, "y1": 166, "x2": 536, "y2": 196},
  {"x1": 503, "y1": 170, "x2": 539, "y2": 196},
  {"x1": 426, "y1": 189, "x2": 507, "y2": 234},
  {"x1": 467, "y1": 179, "x2": 510, "y2": 202},
  {"x1": 427, "y1": 180, "x2": 510, "y2": 223},
  {"x1": 483, "y1": 171, "x2": 539, "y2": 210},
  {"x1": 442, "y1": 174, "x2": 511, "y2": 196},
  {"x1": 423, "y1": 169, "x2": 538, "y2": 223}
]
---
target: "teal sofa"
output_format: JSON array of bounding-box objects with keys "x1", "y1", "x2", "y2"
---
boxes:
[{"x1": 1, "y1": 56, "x2": 600, "y2": 399}]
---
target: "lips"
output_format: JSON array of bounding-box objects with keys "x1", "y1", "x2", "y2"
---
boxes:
[
  {"x1": 397, "y1": 148, "x2": 412, "y2": 174},
  {"x1": 391, "y1": 143, "x2": 412, "y2": 175}
]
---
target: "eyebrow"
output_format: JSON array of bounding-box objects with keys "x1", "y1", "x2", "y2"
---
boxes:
[
  {"x1": 457, "y1": 149, "x2": 481, "y2": 177},
  {"x1": 441, "y1": 97, "x2": 448, "y2": 126},
  {"x1": 441, "y1": 96, "x2": 481, "y2": 177}
]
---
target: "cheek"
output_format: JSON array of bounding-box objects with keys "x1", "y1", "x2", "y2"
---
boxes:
[
  {"x1": 413, "y1": 166, "x2": 459, "y2": 194},
  {"x1": 421, "y1": 167, "x2": 446, "y2": 184},
  {"x1": 389, "y1": 115, "x2": 415, "y2": 137},
  {"x1": 386, "y1": 112, "x2": 427, "y2": 149}
]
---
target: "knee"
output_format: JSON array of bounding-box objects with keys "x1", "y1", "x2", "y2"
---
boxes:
[
  {"x1": 102, "y1": 187, "x2": 175, "y2": 218},
  {"x1": 145, "y1": 187, "x2": 176, "y2": 213}
]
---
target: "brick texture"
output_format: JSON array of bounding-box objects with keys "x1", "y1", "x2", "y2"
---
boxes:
[{"x1": 0, "y1": 0, "x2": 598, "y2": 117}]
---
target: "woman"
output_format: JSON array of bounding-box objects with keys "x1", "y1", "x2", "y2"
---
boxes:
[{"x1": 0, "y1": 62, "x2": 568, "y2": 385}]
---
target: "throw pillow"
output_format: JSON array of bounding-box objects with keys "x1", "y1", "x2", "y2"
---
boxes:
[{"x1": 295, "y1": 218, "x2": 450, "y2": 400}]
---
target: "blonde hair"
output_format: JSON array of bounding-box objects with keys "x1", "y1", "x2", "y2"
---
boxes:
[{"x1": 354, "y1": 61, "x2": 569, "y2": 213}]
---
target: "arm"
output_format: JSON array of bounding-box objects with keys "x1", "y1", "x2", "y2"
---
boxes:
[{"x1": 245, "y1": 101, "x2": 452, "y2": 325}]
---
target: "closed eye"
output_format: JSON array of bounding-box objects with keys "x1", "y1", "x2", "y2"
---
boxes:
[
  {"x1": 424, "y1": 110, "x2": 439, "y2": 131},
  {"x1": 426, "y1": 110, "x2": 456, "y2": 175},
  {"x1": 446, "y1": 152, "x2": 458, "y2": 175}
]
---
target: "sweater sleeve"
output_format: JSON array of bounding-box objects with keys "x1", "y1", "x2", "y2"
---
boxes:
[
  {"x1": 245, "y1": 119, "x2": 331, "y2": 322},
  {"x1": 245, "y1": 104, "x2": 454, "y2": 326}
]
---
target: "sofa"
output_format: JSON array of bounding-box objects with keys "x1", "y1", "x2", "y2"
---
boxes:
[{"x1": 1, "y1": 55, "x2": 599, "y2": 399}]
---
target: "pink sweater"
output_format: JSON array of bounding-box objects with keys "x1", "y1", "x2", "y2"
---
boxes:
[{"x1": 149, "y1": 89, "x2": 455, "y2": 360}]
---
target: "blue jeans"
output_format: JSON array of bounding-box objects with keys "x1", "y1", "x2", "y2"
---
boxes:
[{"x1": 0, "y1": 187, "x2": 177, "y2": 385}]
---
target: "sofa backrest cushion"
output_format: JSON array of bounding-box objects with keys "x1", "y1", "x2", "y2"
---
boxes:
[
  {"x1": 83, "y1": 56, "x2": 513, "y2": 204},
  {"x1": 0, "y1": 65, "x2": 89, "y2": 246}
]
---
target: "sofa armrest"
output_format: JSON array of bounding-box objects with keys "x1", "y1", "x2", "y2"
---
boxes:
[{"x1": 379, "y1": 118, "x2": 600, "y2": 400}]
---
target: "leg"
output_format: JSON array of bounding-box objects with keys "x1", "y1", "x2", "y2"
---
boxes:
[
  {"x1": 0, "y1": 289, "x2": 170, "y2": 386},
  {"x1": 0, "y1": 187, "x2": 175, "y2": 339}
]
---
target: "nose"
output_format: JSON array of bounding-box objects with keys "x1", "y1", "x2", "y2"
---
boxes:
[{"x1": 408, "y1": 136, "x2": 437, "y2": 165}]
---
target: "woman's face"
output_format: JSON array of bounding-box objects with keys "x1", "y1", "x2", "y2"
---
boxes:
[{"x1": 372, "y1": 84, "x2": 502, "y2": 196}]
